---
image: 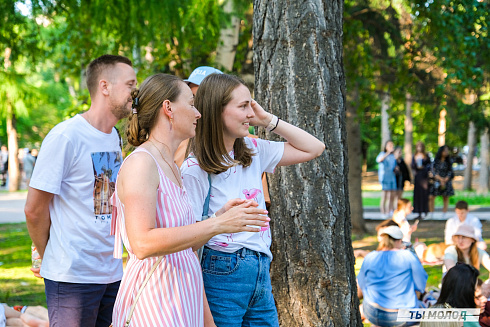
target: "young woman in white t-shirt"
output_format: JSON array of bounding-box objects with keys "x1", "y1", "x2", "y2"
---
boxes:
[
  {"x1": 443, "y1": 224, "x2": 490, "y2": 274},
  {"x1": 181, "y1": 73, "x2": 325, "y2": 326}
]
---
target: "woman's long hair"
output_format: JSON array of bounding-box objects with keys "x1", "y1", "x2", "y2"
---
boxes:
[
  {"x1": 415, "y1": 141, "x2": 427, "y2": 157},
  {"x1": 190, "y1": 73, "x2": 255, "y2": 174},
  {"x1": 377, "y1": 234, "x2": 398, "y2": 251},
  {"x1": 435, "y1": 145, "x2": 449, "y2": 163},
  {"x1": 437, "y1": 263, "x2": 479, "y2": 308},
  {"x1": 455, "y1": 241, "x2": 480, "y2": 269},
  {"x1": 383, "y1": 140, "x2": 393, "y2": 153}
]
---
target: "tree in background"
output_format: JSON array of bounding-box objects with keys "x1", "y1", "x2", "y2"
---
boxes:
[
  {"x1": 0, "y1": 1, "x2": 45, "y2": 191},
  {"x1": 254, "y1": 0, "x2": 361, "y2": 324},
  {"x1": 411, "y1": 0, "x2": 489, "y2": 189}
]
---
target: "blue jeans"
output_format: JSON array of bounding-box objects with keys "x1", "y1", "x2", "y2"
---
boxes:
[
  {"x1": 44, "y1": 279, "x2": 120, "y2": 327},
  {"x1": 363, "y1": 301, "x2": 419, "y2": 327},
  {"x1": 201, "y1": 247, "x2": 279, "y2": 327}
]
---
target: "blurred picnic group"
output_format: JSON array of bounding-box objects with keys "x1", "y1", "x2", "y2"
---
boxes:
[{"x1": 356, "y1": 140, "x2": 490, "y2": 326}]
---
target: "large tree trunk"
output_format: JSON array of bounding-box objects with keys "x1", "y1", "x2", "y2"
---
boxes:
[
  {"x1": 463, "y1": 121, "x2": 476, "y2": 190},
  {"x1": 6, "y1": 104, "x2": 20, "y2": 192},
  {"x1": 254, "y1": 1, "x2": 361, "y2": 326},
  {"x1": 478, "y1": 128, "x2": 489, "y2": 194},
  {"x1": 346, "y1": 84, "x2": 366, "y2": 234},
  {"x1": 404, "y1": 93, "x2": 413, "y2": 169},
  {"x1": 381, "y1": 91, "x2": 391, "y2": 148},
  {"x1": 215, "y1": 0, "x2": 240, "y2": 71},
  {"x1": 438, "y1": 108, "x2": 447, "y2": 146}
]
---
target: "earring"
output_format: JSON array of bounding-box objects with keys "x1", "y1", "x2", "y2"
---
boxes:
[{"x1": 170, "y1": 117, "x2": 173, "y2": 130}]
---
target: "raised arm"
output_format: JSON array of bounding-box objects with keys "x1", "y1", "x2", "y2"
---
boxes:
[
  {"x1": 119, "y1": 152, "x2": 270, "y2": 260},
  {"x1": 376, "y1": 152, "x2": 391, "y2": 163},
  {"x1": 249, "y1": 100, "x2": 325, "y2": 167}
]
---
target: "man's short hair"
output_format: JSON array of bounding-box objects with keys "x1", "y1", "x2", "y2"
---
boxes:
[
  {"x1": 455, "y1": 200, "x2": 469, "y2": 210},
  {"x1": 86, "y1": 55, "x2": 132, "y2": 96}
]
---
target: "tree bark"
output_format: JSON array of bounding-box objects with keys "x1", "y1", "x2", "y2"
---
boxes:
[
  {"x1": 346, "y1": 84, "x2": 366, "y2": 234},
  {"x1": 404, "y1": 92, "x2": 413, "y2": 170},
  {"x1": 254, "y1": 1, "x2": 361, "y2": 326},
  {"x1": 463, "y1": 121, "x2": 476, "y2": 191},
  {"x1": 381, "y1": 91, "x2": 391, "y2": 148},
  {"x1": 215, "y1": 0, "x2": 240, "y2": 71},
  {"x1": 478, "y1": 128, "x2": 489, "y2": 194},
  {"x1": 438, "y1": 108, "x2": 447, "y2": 146},
  {"x1": 7, "y1": 103, "x2": 19, "y2": 192}
]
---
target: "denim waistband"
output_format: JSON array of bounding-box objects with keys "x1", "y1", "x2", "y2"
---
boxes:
[{"x1": 204, "y1": 246, "x2": 265, "y2": 258}]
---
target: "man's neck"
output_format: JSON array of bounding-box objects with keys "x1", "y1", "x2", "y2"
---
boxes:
[{"x1": 83, "y1": 107, "x2": 117, "y2": 134}]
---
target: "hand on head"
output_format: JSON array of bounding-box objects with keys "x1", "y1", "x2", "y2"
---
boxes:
[{"x1": 249, "y1": 100, "x2": 272, "y2": 127}]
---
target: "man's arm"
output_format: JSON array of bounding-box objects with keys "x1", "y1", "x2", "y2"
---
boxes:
[
  {"x1": 25, "y1": 187, "x2": 53, "y2": 258},
  {"x1": 444, "y1": 219, "x2": 453, "y2": 245}
]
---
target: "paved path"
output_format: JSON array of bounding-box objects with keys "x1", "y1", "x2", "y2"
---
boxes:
[
  {"x1": 2, "y1": 191, "x2": 490, "y2": 224},
  {"x1": 0, "y1": 191, "x2": 27, "y2": 223},
  {"x1": 363, "y1": 206, "x2": 490, "y2": 221}
]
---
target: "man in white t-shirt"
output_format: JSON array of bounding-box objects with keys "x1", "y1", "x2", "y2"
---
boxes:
[
  {"x1": 445, "y1": 200, "x2": 487, "y2": 250},
  {"x1": 25, "y1": 55, "x2": 137, "y2": 327}
]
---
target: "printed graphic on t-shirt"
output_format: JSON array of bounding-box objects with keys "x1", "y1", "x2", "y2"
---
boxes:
[{"x1": 91, "y1": 151, "x2": 122, "y2": 223}]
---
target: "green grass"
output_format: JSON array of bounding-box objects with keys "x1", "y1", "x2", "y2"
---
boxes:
[
  {"x1": 0, "y1": 223, "x2": 46, "y2": 306},
  {"x1": 362, "y1": 190, "x2": 490, "y2": 207}
]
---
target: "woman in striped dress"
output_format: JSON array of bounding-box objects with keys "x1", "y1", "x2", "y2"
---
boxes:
[{"x1": 111, "y1": 74, "x2": 270, "y2": 327}]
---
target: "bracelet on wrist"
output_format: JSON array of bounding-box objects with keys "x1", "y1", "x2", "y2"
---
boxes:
[
  {"x1": 265, "y1": 114, "x2": 279, "y2": 132},
  {"x1": 270, "y1": 118, "x2": 280, "y2": 132}
]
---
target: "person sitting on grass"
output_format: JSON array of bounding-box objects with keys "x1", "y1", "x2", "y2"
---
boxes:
[
  {"x1": 443, "y1": 224, "x2": 490, "y2": 274},
  {"x1": 420, "y1": 263, "x2": 480, "y2": 327},
  {"x1": 1, "y1": 304, "x2": 48, "y2": 327},
  {"x1": 358, "y1": 225, "x2": 427, "y2": 327},
  {"x1": 445, "y1": 200, "x2": 486, "y2": 250},
  {"x1": 392, "y1": 198, "x2": 418, "y2": 244}
]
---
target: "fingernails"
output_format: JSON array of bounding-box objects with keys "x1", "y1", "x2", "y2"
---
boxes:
[
  {"x1": 264, "y1": 210, "x2": 268, "y2": 214},
  {"x1": 266, "y1": 217, "x2": 271, "y2": 221}
]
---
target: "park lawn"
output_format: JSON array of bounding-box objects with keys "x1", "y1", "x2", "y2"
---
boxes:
[
  {"x1": 2, "y1": 222, "x2": 489, "y2": 323},
  {"x1": 362, "y1": 190, "x2": 490, "y2": 207},
  {"x1": 0, "y1": 222, "x2": 129, "y2": 307},
  {"x1": 0, "y1": 223, "x2": 45, "y2": 306}
]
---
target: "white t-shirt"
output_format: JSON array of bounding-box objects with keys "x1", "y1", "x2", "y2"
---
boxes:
[
  {"x1": 443, "y1": 245, "x2": 489, "y2": 273},
  {"x1": 181, "y1": 137, "x2": 284, "y2": 260},
  {"x1": 30, "y1": 114, "x2": 123, "y2": 284},
  {"x1": 392, "y1": 212, "x2": 411, "y2": 243},
  {"x1": 444, "y1": 214, "x2": 483, "y2": 245},
  {"x1": 0, "y1": 304, "x2": 5, "y2": 327}
]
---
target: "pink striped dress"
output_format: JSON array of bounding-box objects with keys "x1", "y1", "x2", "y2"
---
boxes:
[{"x1": 111, "y1": 148, "x2": 203, "y2": 327}]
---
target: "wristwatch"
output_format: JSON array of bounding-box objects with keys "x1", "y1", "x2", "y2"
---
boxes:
[{"x1": 265, "y1": 114, "x2": 279, "y2": 132}]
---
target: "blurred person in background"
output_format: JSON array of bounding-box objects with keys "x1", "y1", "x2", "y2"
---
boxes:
[
  {"x1": 358, "y1": 226, "x2": 427, "y2": 326},
  {"x1": 411, "y1": 141, "x2": 430, "y2": 219}
]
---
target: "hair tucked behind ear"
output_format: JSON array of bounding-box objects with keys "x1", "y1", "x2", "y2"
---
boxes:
[{"x1": 125, "y1": 74, "x2": 184, "y2": 147}]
